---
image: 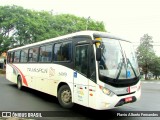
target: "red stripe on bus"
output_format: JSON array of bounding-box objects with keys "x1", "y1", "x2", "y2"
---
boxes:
[
  {"x1": 128, "y1": 86, "x2": 130, "y2": 93},
  {"x1": 12, "y1": 64, "x2": 28, "y2": 87}
]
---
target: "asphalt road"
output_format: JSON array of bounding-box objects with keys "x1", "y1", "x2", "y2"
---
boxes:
[{"x1": 0, "y1": 74, "x2": 160, "y2": 120}]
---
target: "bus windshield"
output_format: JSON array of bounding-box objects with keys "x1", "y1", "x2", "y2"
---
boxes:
[{"x1": 99, "y1": 38, "x2": 140, "y2": 80}]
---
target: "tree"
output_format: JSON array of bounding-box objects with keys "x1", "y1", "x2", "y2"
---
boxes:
[
  {"x1": 150, "y1": 56, "x2": 160, "y2": 79},
  {"x1": 0, "y1": 5, "x2": 106, "y2": 54},
  {"x1": 136, "y1": 34, "x2": 155, "y2": 80}
]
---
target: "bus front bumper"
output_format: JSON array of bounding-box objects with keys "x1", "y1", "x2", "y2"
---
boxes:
[{"x1": 95, "y1": 87, "x2": 141, "y2": 110}]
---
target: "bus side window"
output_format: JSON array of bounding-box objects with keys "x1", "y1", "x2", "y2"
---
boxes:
[
  {"x1": 61, "y1": 42, "x2": 72, "y2": 61},
  {"x1": 39, "y1": 45, "x2": 52, "y2": 62},
  {"x1": 28, "y1": 47, "x2": 39, "y2": 62},
  {"x1": 14, "y1": 51, "x2": 20, "y2": 63},
  {"x1": 7, "y1": 52, "x2": 11, "y2": 63},
  {"x1": 53, "y1": 42, "x2": 72, "y2": 62},
  {"x1": 10, "y1": 52, "x2": 14, "y2": 63},
  {"x1": 53, "y1": 43, "x2": 62, "y2": 61},
  {"x1": 39, "y1": 46, "x2": 45, "y2": 62},
  {"x1": 20, "y1": 49, "x2": 28, "y2": 62}
]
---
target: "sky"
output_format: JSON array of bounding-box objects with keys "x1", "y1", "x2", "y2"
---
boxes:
[{"x1": 0, "y1": 0, "x2": 160, "y2": 55}]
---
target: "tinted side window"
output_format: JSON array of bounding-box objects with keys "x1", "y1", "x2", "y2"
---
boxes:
[
  {"x1": 14, "y1": 51, "x2": 20, "y2": 63},
  {"x1": 53, "y1": 42, "x2": 72, "y2": 62},
  {"x1": 53, "y1": 43, "x2": 62, "y2": 61},
  {"x1": 28, "y1": 47, "x2": 39, "y2": 62},
  {"x1": 10, "y1": 52, "x2": 14, "y2": 63},
  {"x1": 7, "y1": 52, "x2": 11, "y2": 63},
  {"x1": 75, "y1": 45, "x2": 89, "y2": 76},
  {"x1": 39, "y1": 45, "x2": 52, "y2": 62},
  {"x1": 61, "y1": 42, "x2": 72, "y2": 61},
  {"x1": 20, "y1": 49, "x2": 28, "y2": 62}
]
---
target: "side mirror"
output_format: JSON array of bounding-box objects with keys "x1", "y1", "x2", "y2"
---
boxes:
[{"x1": 96, "y1": 48, "x2": 101, "y2": 61}]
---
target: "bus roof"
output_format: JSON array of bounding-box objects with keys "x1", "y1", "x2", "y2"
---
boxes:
[{"x1": 8, "y1": 30, "x2": 127, "y2": 51}]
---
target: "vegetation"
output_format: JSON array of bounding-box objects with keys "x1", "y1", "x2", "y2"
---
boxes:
[
  {"x1": 0, "y1": 5, "x2": 106, "y2": 54},
  {"x1": 0, "y1": 69, "x2": 5, "y2": 74},
  {"x1": 2, "y1": 6, "x2": 158, "y2": 79},
  {"x1": 136, "y1": 34, "x2": 160, "y2": 80}
]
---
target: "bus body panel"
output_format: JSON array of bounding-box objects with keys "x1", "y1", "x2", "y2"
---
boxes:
[
  {"x1": 6, "y1": 63, "x2": 74, "y2": 97},
  {"x1": 73, "y1": 71, "x2": 89, "y2": 107},
  {"x1": 88, "y1": 80, "x2": 97, "y2": 109},
  {"x1": 6, "y1": 64, "x2": 17, "y2": 84}
]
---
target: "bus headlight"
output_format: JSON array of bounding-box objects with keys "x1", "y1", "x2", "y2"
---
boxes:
[{"x1": 99, "y1": 85, "x2": 114, "y2": 96}]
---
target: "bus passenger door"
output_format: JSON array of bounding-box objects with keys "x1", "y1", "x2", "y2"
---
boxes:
[{"x1": 73, "y1": 44, "x2": 89, "y2": 107}]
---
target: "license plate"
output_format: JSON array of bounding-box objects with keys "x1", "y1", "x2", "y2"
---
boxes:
[{"x1": 125, "y1": 97, "x2": 132, "y2": 102}]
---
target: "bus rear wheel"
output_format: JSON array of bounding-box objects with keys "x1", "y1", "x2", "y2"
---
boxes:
[
  {"x1": 58, "y1": 85, "x2": 74, "y2": 108},
  {"x1": 17, "y1": 76, "x2": 22, "y2": 90}
]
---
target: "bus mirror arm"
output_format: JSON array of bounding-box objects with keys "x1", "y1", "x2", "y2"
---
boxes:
[
  {"x1": 96, "y1": 48, "x2": 101, "y2": 61},
  {"x1": 92, "y1": 40, "x2": 101, "y2": 44},
  {"x1": 92, "y1": 40, "x2": 102, "y2": 61}
]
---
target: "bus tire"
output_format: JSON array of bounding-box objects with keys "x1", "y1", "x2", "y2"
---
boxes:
[
  {"x1": 17, "y1": 76, "x2": 23, "y2": 90},
  {"x1": 58, "y1": 85, "x2": 74, "y2": 108}
]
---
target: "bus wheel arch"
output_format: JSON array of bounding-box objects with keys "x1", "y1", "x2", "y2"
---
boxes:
[
  {"x1": 17, "y1": 75, "x2": 23, "y2": 90},
  {"x1": 57, "y1": 83, "x2": 74, "y2": 108}
]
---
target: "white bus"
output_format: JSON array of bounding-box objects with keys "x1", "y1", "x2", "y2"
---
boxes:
[{"x1": 6, "y1": 31, "x2": 141, "y2": 110}]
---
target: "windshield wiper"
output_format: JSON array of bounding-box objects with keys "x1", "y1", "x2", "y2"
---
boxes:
[
  {"x1": 116, "y1": 40, "x2": 127, "y2": 80},
  {"x1": 116, "y1": 58, "x2": 125, "y2": 79},
  {"x1": 123, "y1": 50, "x2": 137, "y2": 78},
  {"x1": 126, "y1": 58, "x2": 137, "y2": 78},
  {"x1": 116, "y1": 41, "x2": 137, "y2": 79}
]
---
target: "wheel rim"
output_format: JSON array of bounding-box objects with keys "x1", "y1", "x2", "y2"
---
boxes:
[{"x1": 61, "y1": 89, "x2": 71, "y2": 104}]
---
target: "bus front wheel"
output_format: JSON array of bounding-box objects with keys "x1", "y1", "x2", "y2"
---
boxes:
[
  {"x1": 58, "y1": 85, "x2": 74, "y2": 108},
  {"x1": 17, "y1": 76, "x2": 22, "y2": 90}
]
